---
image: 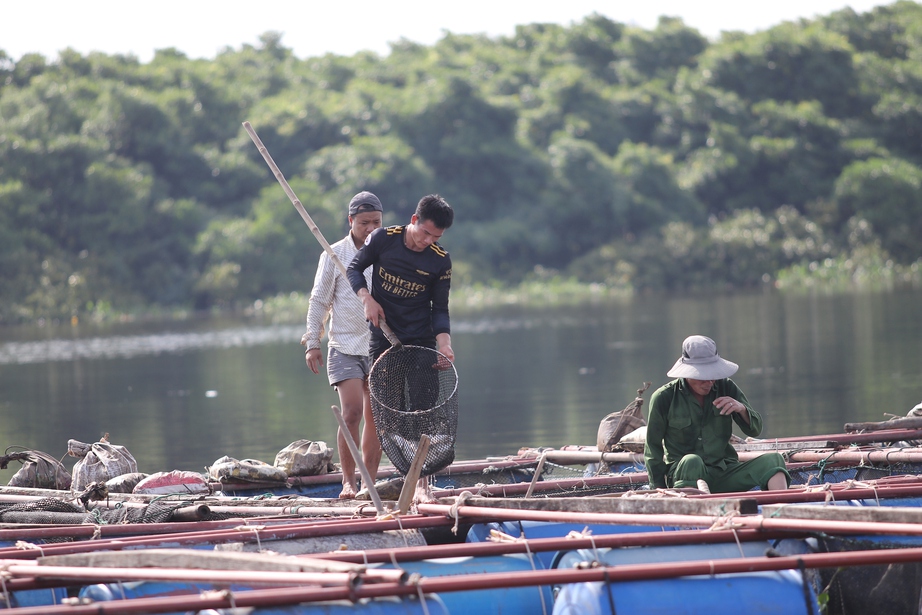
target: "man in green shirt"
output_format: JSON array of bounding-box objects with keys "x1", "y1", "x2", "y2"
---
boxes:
[{"x1": 644, "y1": 335, "x2": 790, "y2": 493}]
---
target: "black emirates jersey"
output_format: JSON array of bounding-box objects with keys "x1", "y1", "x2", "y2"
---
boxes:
[{"x1": 347, "y1": 225, "x2": 452, "y2": 343}]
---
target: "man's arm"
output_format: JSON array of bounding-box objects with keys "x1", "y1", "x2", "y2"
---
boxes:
[
  {"x1": 346, "y1": 230, "x2": 377, "y2": 294},
  {"x1": 302, "y1": 253, "x2": 335, "y2": 373},
  {"x1": 347, "y1": 230, "x2": 386, "y2": 327},
  {"x1": 431, "y1": 262, "x2": 451, "y2": 335},
  {"x1": 643, "y1": 392, "x2": 669, "y2": 489}
]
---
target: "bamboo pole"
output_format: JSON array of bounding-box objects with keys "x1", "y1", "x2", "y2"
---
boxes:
[
  {"x1": 331, "y1": 405, "x2": 385, "y2": 515},
  {"x1": 528, "y1": 446, "x2": 922, "y2": 466},
  {"x1": 6, "y1": 564, "x2": 360, "y2": 587},
  {"x1": 307, "y1": 527, "x2": 804, "y2": 565},
  {"x1": 0, "y1": 514, "x2": 489, "y2": 561},
  {"x1": 418, "y1": 502, "x2": 922, "y2": 537}
]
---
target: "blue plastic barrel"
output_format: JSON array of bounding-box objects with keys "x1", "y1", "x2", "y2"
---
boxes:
[
  {"x1": 553, "y1": 571, "x2": 816, "y2": 615},
  {"x1": 382, "y1": 554, "x2": 553, "y2": 615},
  {"x1": 6, "y1": 587, "x2": 68, "y2": 608},
  {"x1": 81, "y1": 580, "x2": 224, "y2": 602},
  {"x1": 467, "y1": 520, "x2": 680, "y2": 569},
  {"x1": 553, "y1": 543, "x2": 819, "y2": 615}
]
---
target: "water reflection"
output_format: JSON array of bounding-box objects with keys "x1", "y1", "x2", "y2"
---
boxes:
[{"x1": 0, "y1": 290, "x2": 920, "y2": 484}]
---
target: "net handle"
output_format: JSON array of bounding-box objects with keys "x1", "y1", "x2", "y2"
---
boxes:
[{"x1": 242, "y1": 121, "x2": 402, "y2": 348}]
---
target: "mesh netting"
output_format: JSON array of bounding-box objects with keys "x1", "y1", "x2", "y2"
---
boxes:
[
  {"x1": 0, "y1": 497, "x2": 235, "y2": 528},
  {"x1": 369, "y1": 345, "x2": 458, "y2": 477},
  {"x1": 814, "y1": 536, "x2": 922, "y2": 614},
  {"x1": 787, "y1": 461, "x2": 922, "y2": 486}
]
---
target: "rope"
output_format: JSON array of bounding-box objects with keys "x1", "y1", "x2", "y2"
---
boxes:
[
  {"x1": 842, "y1": 479, "x2": 880, "y2": 506},
  {"x1": 0, "y1": 568, "x2": 12, "y2": 610},
  {"x1": 449, "y1": 491, "x2": 473, "y2": 535},
  {"x1": 353, "y1": 502, "x2": 375, "y2": 518},
  {"x1": 804, "y1": 482, "x2": 835, "y2": 504},
  {"x1": 389, "y1": 549, "x2": 403, "y2": 571},
  {"x1": 730, "y1": 525, "x2": 744, "y2": 558},
  {"x1": 602, "y1": 568, "x2": 618, "y2": 615},
  {"x1": 395, "y1": 515, "x2": 410, "y2": 549},
  {"x1": 797, "y1": 558, "x2": 815, "y2": 615},
  {"x1": 706, "y1": 510, "x2": 742, "y2": 531},
  {"x1": 489, "y1": 529, "x2": 518, "y2": 542},
  {"x1": 816, "y1": 452, "x2": 836, "y2": 482},
  {"x1": 520, "y1": 537, "x2": 548, "y2": 615},
  {"x1": 90, "y1": 508, "x2": 108, "y2": 525},
  {"x1": 201, "y1": 589, "x2": 237, "y2": 609},
  {"x1": 415, "y1": 582, "x2": 432, "y2": 615},
  {"x1": 233, "y1": 525, "x2": 266, "y2": 552},
  {"x1": 14, "y1": 541, "x2": 44, "y2": 557}
]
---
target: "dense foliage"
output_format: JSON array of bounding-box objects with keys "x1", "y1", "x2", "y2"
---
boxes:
[{"x1": 2, "y1": 3, "x2": 921, "y2": 322}]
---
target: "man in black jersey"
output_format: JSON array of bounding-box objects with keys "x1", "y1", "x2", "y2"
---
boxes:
[
  {"x1": 347, "y1": 194, "x2": 454, "y2": 364},
  {"x1": 346, "y1": 194, "x2": 454, "y2": 502}
]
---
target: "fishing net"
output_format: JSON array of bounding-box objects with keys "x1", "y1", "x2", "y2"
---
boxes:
[
  {"x1": 0, "y1": 497, "x2": 235, "y2": 529},
  {"x1": 369, "y1": 345, "x2": 458, "y2": 477}
]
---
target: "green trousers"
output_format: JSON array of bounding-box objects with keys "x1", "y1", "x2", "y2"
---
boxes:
[{"x1": 667, "y1": 452, "x2": 790, "y2": 492}]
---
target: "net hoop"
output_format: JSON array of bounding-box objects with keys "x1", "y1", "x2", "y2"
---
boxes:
[{"x1": 369, "y1": 346, "x2": 458, "y2": 414}]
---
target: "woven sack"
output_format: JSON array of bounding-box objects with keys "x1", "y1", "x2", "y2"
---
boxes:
[{"x1": 274, "y1": 440, "x2": 335, "y2": 476}]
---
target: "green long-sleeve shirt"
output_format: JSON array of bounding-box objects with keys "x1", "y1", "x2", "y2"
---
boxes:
[{"x1": 643, "y1": 378, "x2": 763, "y2": 489}]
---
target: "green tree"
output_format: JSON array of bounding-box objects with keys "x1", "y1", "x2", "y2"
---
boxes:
[
  {"x1": 833, "y1": 156, "x2": 922, "y2": 263},
  {"x1": 699, "y1": 23, "x2": 861, "y2": 118}
]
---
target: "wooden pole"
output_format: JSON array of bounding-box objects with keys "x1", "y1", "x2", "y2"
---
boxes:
[
  {"x1": 396, "y1": 435, "x2": 431, "y2": 514},
  {"x1": 844, "y1": 416, "x2": 922, "y2": 432},
  {"x1": 242, "y1": 120, "x2": 401, "y2": 347},
  {"x1": 524, "y1": 452, "x2": 547, "y2": 498},
  {"x1": 331, "y1": 405, "x2": 385, "y2": 515}
]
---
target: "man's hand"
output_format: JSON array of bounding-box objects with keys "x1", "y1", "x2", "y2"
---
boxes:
[
  {"x1": 306, "y1": 348, "x2": 323, "y2": 374},
  {"x1": 714, "y1": 396, "x2": 750, "y2": 423},
  {"x1": 435, "y1": 333, "x2": 454, "y2": 369},
  {"x1": 357, "y1": 288, "x2": 385, "y2": 327}
]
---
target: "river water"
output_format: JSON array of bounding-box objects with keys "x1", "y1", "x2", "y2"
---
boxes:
[{"x1": 1, "y1": 289, "x2": 920, "y2": 483}]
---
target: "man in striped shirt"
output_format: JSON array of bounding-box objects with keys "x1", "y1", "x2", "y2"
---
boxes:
[{"x1": 302, "y1": 191, "x2": 384, "y2": 499}]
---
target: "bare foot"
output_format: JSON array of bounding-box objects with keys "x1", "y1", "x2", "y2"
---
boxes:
[{"x1": 339, "y1": 483, "x2": 357, "y2": 499}]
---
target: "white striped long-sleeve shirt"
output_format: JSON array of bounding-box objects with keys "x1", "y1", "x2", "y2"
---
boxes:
[{"x1": 304, "y1": 234, "x2": 372, "y2": 357}]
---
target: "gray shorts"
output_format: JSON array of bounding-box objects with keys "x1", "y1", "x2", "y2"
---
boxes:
[{"x1": 327, "y1": 347, "x2": 371, "y2": 387}]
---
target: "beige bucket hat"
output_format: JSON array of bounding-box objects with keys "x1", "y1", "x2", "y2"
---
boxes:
[{"x1": 667, "y1": 335, "x2": 738, "y2": 380}]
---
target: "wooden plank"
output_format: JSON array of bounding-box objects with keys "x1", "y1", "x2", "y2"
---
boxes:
[
  {"x1": 38, "y1": 548, "x2": 366, "y2": 572},
  {"x1": 762, "y1": 504, "x2": 922, "y2": 525},
  {"x1": 538, "y1": 450, "x2": 644, "y2": 466},
  {"x1": 845, "y1": 417, "x2": 922, "y2": 433},
  {"x1": 733, "y1": 440, "x2": 831, "y2": 452},
  {"x1": 455, "y1": 496, "x2": 757, "y2": 517},
  {"x1": 397, "y1": 434, "x2": 431, "y2": 515}
]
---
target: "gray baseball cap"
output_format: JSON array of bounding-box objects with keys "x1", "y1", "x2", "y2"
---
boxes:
[{"x1": 348, "y1": 191, "x2": 383, "y2": 216}]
